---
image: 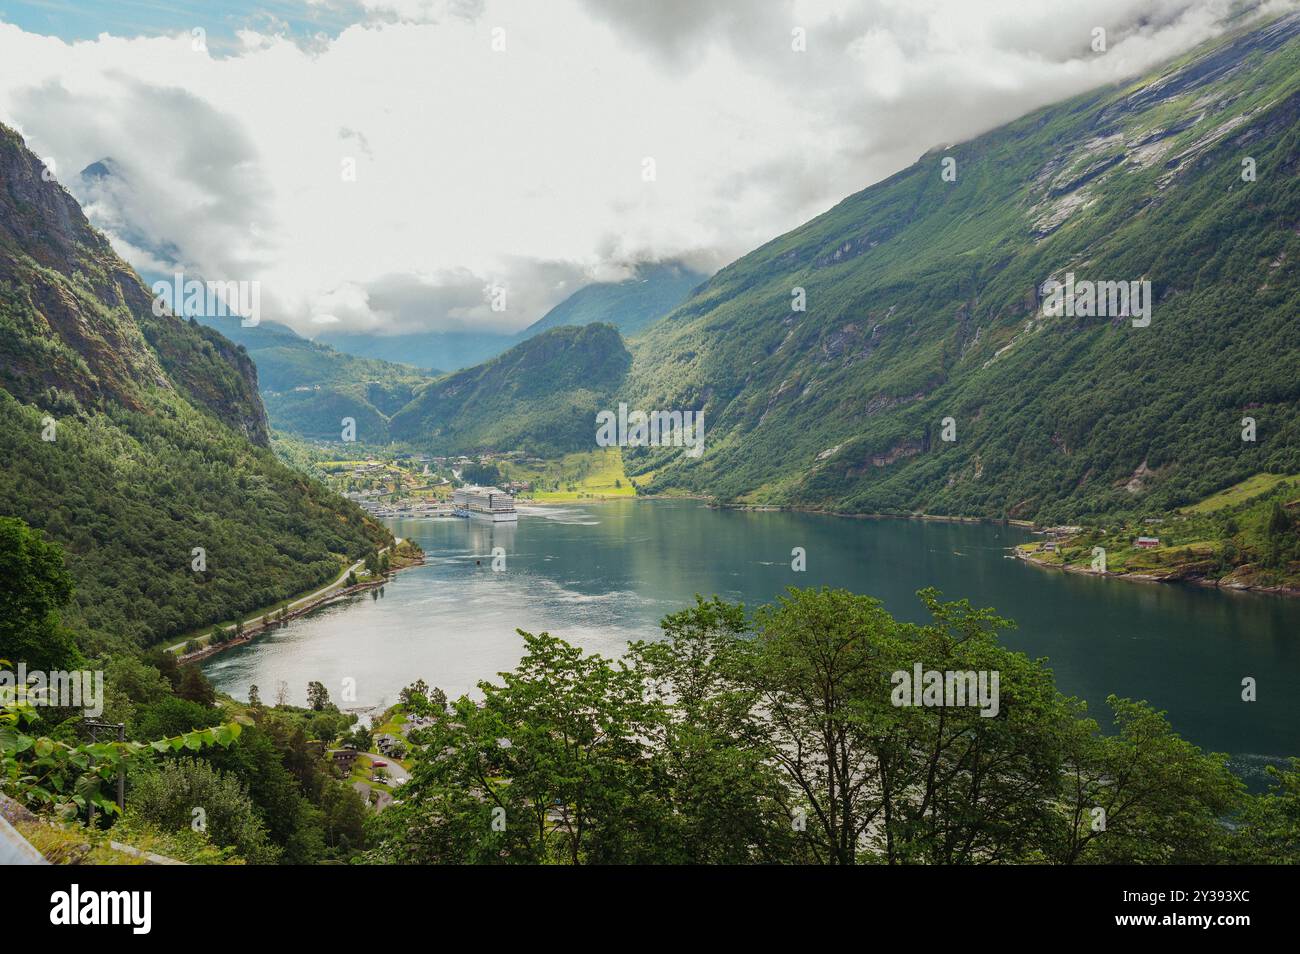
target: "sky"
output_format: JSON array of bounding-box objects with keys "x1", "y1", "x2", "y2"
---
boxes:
[{"x1": 0, "y1": 0, "x2": 1282, "y2": 338}]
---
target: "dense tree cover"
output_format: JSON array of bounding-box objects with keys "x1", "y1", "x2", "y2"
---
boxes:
[
  {"x1": 366, "y1": 587, "x2": 1295, "y2": 864},
  {"x1": 0, "y1": 531, "x2": 371, "y2": 863},
  {"x1": 0, "y1": 392, "x2": 389, "y2": 654},
  {"x1": 127, "y1": 757, "x2": 278, "y2": 864},
  {"x1": 387, "y1": 323, "x2": 632, "y2": 456},
  {"x1": 1230, "y1": 759, "x2": 1300, "y2": 864},
  {"x1": 620, "y1": 15, "x2": 1300, "y2": 524},
  {"x1": 1, "y1": 674, "x2": 241, "y2": 824},
  {"x1": 0, "y1": 517, "x2": 81, "y2": 671},
  {"x1": 1, "y1": 120, "x2": 391, "y2": 655},
  {"x1": 459, "y1": 461, "x2": 502, "y2": 486}
]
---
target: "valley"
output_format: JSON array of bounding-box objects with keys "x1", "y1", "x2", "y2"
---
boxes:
[{"x1": 3, "y1": 4, "x2": 1300, "y2": 873}]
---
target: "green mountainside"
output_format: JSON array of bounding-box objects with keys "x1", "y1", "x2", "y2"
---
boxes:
[
  {"x1": 387, "y1": 322, "x2": 631, "y2": 456},
  {"x1": 253, "y1": 261, "x2": 695, "y2": 443},
  {"x1": 198, "y1": 317, "x2": 434, "y2": 443},
  {"x1": 0, "y1": 122, "x2": 389, "y2": 656},
  {"x1": 619, "y1": 11, "x2": 1300, "y2": 524}
]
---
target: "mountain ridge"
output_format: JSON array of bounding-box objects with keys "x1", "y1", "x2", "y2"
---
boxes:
[
  {"x1": 617, "y1": 10, "x2": 1300, "y2": 523},
  {"x1": 0, "y1": 121, "x2": 389, "y2": 654},
  {"x1": 387, "y1": 322, "x2": 631, "y2": 455},
  {"x1": 316, "y1": 259, "x2": 705, "y2": 373}
]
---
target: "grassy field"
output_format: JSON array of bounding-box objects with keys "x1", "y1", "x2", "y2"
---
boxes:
[
  {"x1": 1182, "y1": 473, "x2": 1300, "y2": 514},
  {"x1": 500, "y1": 448, "x2": 636, "y2": 502},
  {"x1": 349, "y1": 754, "x2": 394, "y2": 792}
]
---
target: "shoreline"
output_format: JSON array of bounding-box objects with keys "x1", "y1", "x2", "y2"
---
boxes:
[
  {"x1": 524, "y1": 492, "x2": 1035, "y2": 529},
  {"x1": 638, "y1": 495, "x2": 1300, "y2": 598},
  {"x1": 180, "y1": 549, "x2": 425, "y2": 665},
  {"x1": 539, "y1": 493, "x2": 1297, "y2": 599},
  {"x1": 1012, "y1": 545, "x2": 1300, "y2": 599}
]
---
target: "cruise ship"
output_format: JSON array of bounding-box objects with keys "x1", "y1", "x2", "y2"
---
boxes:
[{"x1": 451, "y1": 485, "x2": 519, "y2": 522}]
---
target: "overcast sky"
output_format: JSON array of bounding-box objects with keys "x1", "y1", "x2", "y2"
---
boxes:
[{"x1": 0, "y1": 0, "x2": 1280, "y2": 337}]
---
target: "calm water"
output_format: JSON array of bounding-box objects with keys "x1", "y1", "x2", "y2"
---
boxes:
[{"x1": 204, "y1": 499, "x2": 1300, "y2": 782}]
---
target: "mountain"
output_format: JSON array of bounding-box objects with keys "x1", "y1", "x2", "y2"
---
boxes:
[
  {"x1": 317, "y1": 259, "x2": 704, "y2": 373},
  {"x1": 238, "y1": 257, "x2": 695, "y2": 441},
  {"x1": 515, "y1": 261, "x2": 706, "y2": 339},
  {"x1": 387, "y1": 323, "x2": 631, "y2": 456},
  {"x1": 195, "y1": 316, "x2": 433, "y2": 443},
  {"x1": 316, "y1": 327, "x2": 503, "y2": 376},
  {"x1": 74, "y1": 156, "x2": 185, "y2": 272},
  {"x1": 0, "y1": 122, "x2": 389, "y2": 655},
  {"x1": 72, "y1": 155, "x2": 432, "y2": 443},
  {"x1": 620, "y1": 10, "x2": 1300, "y2": 523}
]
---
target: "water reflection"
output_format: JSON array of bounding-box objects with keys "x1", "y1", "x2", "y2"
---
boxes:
[{"x1": 203, "y1": 500, "x2": 1300, "y2": 784}]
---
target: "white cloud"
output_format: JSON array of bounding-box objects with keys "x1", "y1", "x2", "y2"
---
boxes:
[{"x1": 0, "y1": 0, "x2": 1272, "y2": 339}]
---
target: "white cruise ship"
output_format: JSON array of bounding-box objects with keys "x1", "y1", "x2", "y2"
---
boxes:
[{"x1": 451, "y1": 485, "x2": 519, "y2": 522}]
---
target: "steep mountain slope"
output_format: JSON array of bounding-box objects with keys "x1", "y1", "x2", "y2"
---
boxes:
[
  {"x1": 515, "y1": 261, "x2": 706, "y2": 339},
  {"x1": 196, "y1": 317, "x2": 433, "y2": 442},
  {"x1": 624, "y1": 10, "x2": 1300, "y2": 523},
  {"x1": 387, "y1": 323, "x2": 630, "y2": 455},
  {"x1": 0, "y1": 122, "x2": 389, "y2": 655},
  {"x1": 318, "y1": 259, "x2": 704, "y2": 373}
]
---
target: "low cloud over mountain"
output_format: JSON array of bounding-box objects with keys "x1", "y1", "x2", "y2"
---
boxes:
[{"x1": 0, "y1": 0, "x2": 1273, "y2": 342}]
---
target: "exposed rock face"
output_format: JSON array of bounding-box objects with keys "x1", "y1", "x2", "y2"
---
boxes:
[
  {"x1": 0, "y1": 123, "x2": 269, "y2": 445},
  {"x1": 621, "y1": 11, "x2": 1300, "y2": 518}
]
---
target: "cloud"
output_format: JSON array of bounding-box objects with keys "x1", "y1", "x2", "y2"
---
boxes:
[
  {"x1": 11, "y1": 75, "x2": 275, "y2": 282},
  {"x1": 0, "y1": 0, "x2": 1274, "y2": 340}
]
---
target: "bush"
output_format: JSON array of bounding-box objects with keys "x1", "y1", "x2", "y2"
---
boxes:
[{"x1": 128, "y1": 757, "x2": 280, "y2": 864}]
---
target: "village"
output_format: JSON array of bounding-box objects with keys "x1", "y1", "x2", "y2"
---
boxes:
[
  {"x1": 327, "y1": 451, "x2": 533, "y2": 519},
  {"x1": 316, "y1": 445, "x2": 638, "y2": 516}
]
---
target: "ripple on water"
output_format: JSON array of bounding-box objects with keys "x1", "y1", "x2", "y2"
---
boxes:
[{"x1": 204, "y1": 501, "x2": 1300, "y2": 769}]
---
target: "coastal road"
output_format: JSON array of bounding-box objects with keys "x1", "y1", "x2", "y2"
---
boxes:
[{"x1": 165, "y1": 540, "x2": 399, "y2": 655}]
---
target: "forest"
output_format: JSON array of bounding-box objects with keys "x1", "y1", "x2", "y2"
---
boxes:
[
  {"x1": 366, "y1": 589, "x2": 1299, "y2": 864},
  {"x1": 6, "y1": 520, "x2": 1296, "y2": 865}
]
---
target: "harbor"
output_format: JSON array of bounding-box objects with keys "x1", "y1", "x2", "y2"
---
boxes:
[{"x1": 347, "y1": 485, "x2": 519, "y2": 522}]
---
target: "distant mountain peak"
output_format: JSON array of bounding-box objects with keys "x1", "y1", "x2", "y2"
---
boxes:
[{"x1": 79, "y1": 157, "x2": 120, "y2": 181}]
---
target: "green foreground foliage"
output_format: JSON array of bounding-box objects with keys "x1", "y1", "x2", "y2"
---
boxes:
[
  {"x1": 367, "y1": 587, "x2": 1298, "y2": 865},
  {"x1": 0, "y1": 517, "x2": 371, "y2": 863}
]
